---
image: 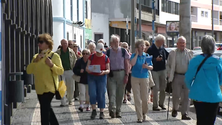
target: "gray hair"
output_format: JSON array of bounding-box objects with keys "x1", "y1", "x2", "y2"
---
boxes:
[
  {"x1": 88, "y1": 42, "x2": 96, "y2": 48},
  {"x1": 98, "y1": 39, "x2": 105, "y2": 44},
  {"x1": 155, "y1": 34, "x2": 166, "y2": 43},
  {"x1": 177, "y1": 36, "x2": 186, "y2": 43},
  {"x1": 201, "y1": 35, "x2": 215, "y2": 55},
  {"x1": 110, "y1": 34, "x2": 120, "y2": 43}
]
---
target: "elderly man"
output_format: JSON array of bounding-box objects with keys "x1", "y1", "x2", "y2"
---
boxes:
[
  {"x1": 56, "y1": 39, "x2": 77, "y2": 106},
  {"x1": 147, "y1": 34, "x2": 169, "y2": 111},
  {"x1": 167, "y1": 36, "x2": 192, "y2": 120},
  {"x1": 107, "y1": 35, "x2": 130, "y2": 118}
]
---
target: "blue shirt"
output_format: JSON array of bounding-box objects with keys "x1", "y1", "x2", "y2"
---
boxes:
[
  {"x1": 185, "y1": 55, "x2": 222, "y2": 103},
  {"x1": 130, "y1": 52, "x2": 152, "y2": 78}
]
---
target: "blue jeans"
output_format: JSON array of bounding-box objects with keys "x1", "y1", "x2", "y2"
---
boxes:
[{"x1": 88, "y1": 74, "x2": 107, "y2": 108}]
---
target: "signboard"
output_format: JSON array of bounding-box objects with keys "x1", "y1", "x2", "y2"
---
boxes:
[{"x1": 166, "y1": 21, "x2": 179, "y2": 36}]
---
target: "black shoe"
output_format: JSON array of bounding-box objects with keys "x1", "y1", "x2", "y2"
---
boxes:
[
  {"x1": 60, "y1": 104, "x2": 65, "y2": 107},
  {"x1": 159, "y1": 105, "x2": 166, "y2": 110},
  {"x1": 91, "y1": 110, "x2": 97, "y2": 119},
  {"x1": 116, "y1": 112, "x2": 122, "y2": 118},
  {"x1": 123, "y1": 99, "x2": 127, "y2": 104},
  {"x1": 137, "y1": 119, "x2": 143, "y2": 123},
  {"x1": 78, "y1": 107, "x2": 83, "y2": 112},
  {"x1": 172, "y1": 110, "x2": 178, "y2": 117},
  {"x1": 110, "y1": 111, "x2": 115, "y2": 118},
  {"x1": 100, "y1": 112, "x2": 105, "y2": 119},
  {"x1": 182, "y1": 114, "x2": 191, "y2": 120},
  {"x1": 152, "y1": 107, "x2": 161, "y2": 111}
]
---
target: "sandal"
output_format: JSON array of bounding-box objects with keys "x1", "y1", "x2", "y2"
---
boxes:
[
  {"x1": 127, "y1": 94, "x2": 132, "y2": 101},
  {"x1": 123, "y1": 99, "x2": 127, "y2": 103}
]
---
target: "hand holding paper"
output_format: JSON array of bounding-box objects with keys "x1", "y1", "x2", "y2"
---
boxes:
[
  {"x1": 88, "y1": 65, "x2": 101, "y2": 73},
  {"x1": 146, "y1": 56, "x2": 153, "y2": 65}
]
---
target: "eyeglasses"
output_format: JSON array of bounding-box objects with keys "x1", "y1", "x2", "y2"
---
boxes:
[
  {"x1": 146, "y1": 45, "x2": 150, "y2": 47},
  {"x1": 82, "y1": 53, "x2": 89, "y2": 55},
  {"x1": 74, "y1": 46, "x2": 78, "y2": 47},
  {"x1": 68, "y1": 44, "x2": 73, "y2": 46},
  {"x1": 38, "y1": 41, "x2": 45, "y2": 44},
  {"x1": 122, "y1": 46, "x2": 128, "y2": 48}
]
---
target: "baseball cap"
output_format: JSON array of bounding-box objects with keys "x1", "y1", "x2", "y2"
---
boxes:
[{"x1": 96, "y1": 43, "x2": 104, "y2": 53}]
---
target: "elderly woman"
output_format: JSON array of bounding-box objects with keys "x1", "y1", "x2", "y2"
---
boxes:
[
  {"x1": 86, "y1": 43, "x2": 110, "y2": 119},
  {"x1": 185, "y1": 35, "x2": 222, "y2": 125},
  {"x1": 121, "y1": 42, "x2": 132, "y2": 103},
  {"x1": 72, "y1": 43, "x2": 82, "y2": 59},
  {"x1": 88, "y1": 42, "x2": 96, "y2": 54},
  {"x1": 73, "y1": 49, "x2": 91, "y2": 112},
  {"x1": 144, "y1": 40, "x2": 150, "y2": 52},
  {"x1": 130, "y1": 39, "x2": 153, "y2": 123},
  {"x1": 27, "y1": 34, "x2": 64, "y2": 125}
]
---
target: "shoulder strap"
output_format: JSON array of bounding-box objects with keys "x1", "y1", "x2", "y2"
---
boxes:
[
  {"x1": 49, "y1": 52, "x2": 57, "y2": 91},
  {"x1": 194, "y1": 55, "x2": 211, "y2": 78},
  {"x1": 107, "y1": 49, "x2": 110, "y2": 57},
  {"x1": 91, "y1": 54, "x2": 94, "y2": 60},
  {"x1": 121, "y1": 48, "x2": 125, "y2": 58},
  {"x1": 105, "y1": 55, "x2": 108, "y2": 63}
]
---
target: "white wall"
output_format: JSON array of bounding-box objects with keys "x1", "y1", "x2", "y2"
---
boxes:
[
  {"x1": 79, "y1": 0, "x2": 83, "y2": 22},
  {"x1": 52, "y1": 22, "x2": 64, "y2": 51},
  {"x1": 197, "y1": 8, "x2": 211, "y2": 25},
  {"x1": 52, "y1": 0, "x2": 63, "y2": 17},
  {"x1": 65, "y1": 0, "x2": 71, "y2": 20},
  {"x1": 66, "y1": 24, "x2": 84, "y2": 48},
  {"x1": 73, "y1": 0, "x2": 78, "y2": 21},
  {"x1": 92, "y1": 13, "x2": 109, "y2": 46},
  {"x1": 159, "y1": 12, "x2": 179, "y2": 24},
  {"x1": 86, "y1": 0, "x2": 91, "y2": 19}
]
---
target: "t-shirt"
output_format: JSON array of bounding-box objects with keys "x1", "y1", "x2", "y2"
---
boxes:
[
  {"x1": 88, "y1": 54, "x2": 110, "y2": 75},
  {"x1": 130, "y1": 52, "x2": 153, "y2": 78}
]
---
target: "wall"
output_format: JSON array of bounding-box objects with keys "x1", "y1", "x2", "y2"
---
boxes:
[
  {"x1": 159, "y1": 12, "x2": 179, "y2": 24},
  {"x1": 52, "y1": 0, "x2": 85, "y2": 51},
  {"x1": 92, "y1": 13, "x2": 109, "y2": 46},
  {"x1": 197, "y1": 8, "x2": 211, "y2": 25}
]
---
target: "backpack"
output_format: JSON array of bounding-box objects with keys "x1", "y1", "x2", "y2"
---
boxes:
[
  {"x1": 106, "y1": 48, "x2": 126, "y2": 58},
  {"x1": 90, "y1": 54, "x2": 108, "y2": 63}
]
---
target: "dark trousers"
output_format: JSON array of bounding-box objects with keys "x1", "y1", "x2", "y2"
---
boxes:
[
  {"x1": 194, "y1": 101, "x2": 219, "y2": 125},
  {"x1": 74, "y1": 81, "x2": 79, "y2": 98},
  {"x1": 37, "y1": 92, "x2": 59, "y2": 125},
  {"x1": 125, "y1": 74, "x2": 132, "y2": 94}
]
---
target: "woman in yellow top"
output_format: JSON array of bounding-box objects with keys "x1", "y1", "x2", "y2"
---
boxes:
[{"x1": 27, "y1": 33, "x2": 64, "y2": 125}]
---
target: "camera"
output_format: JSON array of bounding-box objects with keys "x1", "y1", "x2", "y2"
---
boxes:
[{"x1": 159, "y1": 54, "x2": 163, "y2": 58}]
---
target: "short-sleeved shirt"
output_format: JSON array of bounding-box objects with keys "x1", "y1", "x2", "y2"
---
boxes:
[
  {"x1": 108, "y1": 47, "x2": 130, "y2": 70},
  {"x1": 88, "y1": 54, "x2": 110, "y2": 75},
  {"x1": 130, "y1": 52, "x2": 152, "y2": 78}
]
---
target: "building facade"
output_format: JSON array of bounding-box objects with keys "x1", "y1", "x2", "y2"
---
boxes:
[
  {"x1": 159, "y1": 0, "x2": 222, "y2": 48},
  {"x1": 52, "y1": 0, "x2": 92, "y2": 51}
]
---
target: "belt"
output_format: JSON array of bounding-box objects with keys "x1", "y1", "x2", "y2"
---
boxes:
[
  {"x1": 175, "y1": 72, "x2": 185, "y2": 75},
  {"x1": 111, "y1": 69, "x2": 124, "y2": 72}
]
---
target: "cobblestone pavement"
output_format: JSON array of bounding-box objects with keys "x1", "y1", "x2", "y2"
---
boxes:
[{"x1": 11, "y1": 90, "x2": 222, "y2": 125}]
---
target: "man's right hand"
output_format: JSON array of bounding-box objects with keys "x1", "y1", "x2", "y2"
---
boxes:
[
  {"x1": 80, "y1": 69, "x2": 84, "y2": 73},
  {"x1": 156, "y1": 56, "x2": 162, "y2": 61}
]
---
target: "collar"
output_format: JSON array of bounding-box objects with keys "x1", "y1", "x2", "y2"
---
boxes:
[
  {"x1": 138, "y1": 52, "x2": 146, "y2": 57},
  {"x1": 61, "y1": 48, "x2": 69, "y2": 53}
]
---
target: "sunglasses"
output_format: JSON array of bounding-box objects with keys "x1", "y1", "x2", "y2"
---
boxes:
[
  {"x1": 122, "y1": 46, "x2": 128, "y2": 48},
  {"x1": 74, "y1": 46, "x2": 78, "y2": 47},
  {"x1": 69, "y1": 44, "x2": 73, "y2": 46},
  {"x1": 82, "y1": 53, "x2": 89, "y2": 55},
  {"x1": 38, "y1": 41, "x2": 45, "y2": 44},
  {"x1": 146, "y1": 45, "x2": 150, "y2": 47}
]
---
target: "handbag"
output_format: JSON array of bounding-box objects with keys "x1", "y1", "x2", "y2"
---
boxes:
[
  {"x1": 50, "y1": 53, "x2": 67, "y2": 100},
  {"x1": 72, "y1": 73, "x2": 80, "y2": 82},
  {"x1": 191, "y1": 54, "x2": 211, "y2": 86}
]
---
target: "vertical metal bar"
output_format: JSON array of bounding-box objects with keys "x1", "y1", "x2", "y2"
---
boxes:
[
  {"x1": 152, "y1": 0, "x2": 155, "y2": 43},
  {"x1": 212, "y1": 0, "x2": 214, "y2": 37},
  {"x1": 130, "y1": 0, "x2": 136, "y2": 52},
  {"x1": 139, "y1": 0, "x2": 142, "y2": 39}
]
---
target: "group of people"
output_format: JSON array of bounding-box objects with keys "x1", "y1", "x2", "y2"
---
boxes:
[{"x1": 27, "y1": 33, "x2": 222, "y2": 125}]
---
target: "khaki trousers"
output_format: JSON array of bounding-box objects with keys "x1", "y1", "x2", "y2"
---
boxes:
[
  {"x1": 78, "y1": 83, "x2": 89, "y2": 102},
  {"x1": 172, "y1": 74, "x2": 190, "y2": 114},
  {"x1": 107, "y1": 70, "x2": 125, "y2": 113},
  {"x1": 152, "y1": 70, "x2": 166, "y2": 108},
  {"x1": 131, "y1": 76, "x2": 149, "y2": 120}
]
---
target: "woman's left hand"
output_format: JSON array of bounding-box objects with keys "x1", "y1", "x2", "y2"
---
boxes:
[
  {"x1": 45, "y1": 58, "x2": 54, "y2": 68},
  {"x1": 142, "y1": 64, "x2": 148, "y2": 69}
]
